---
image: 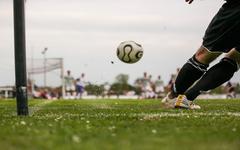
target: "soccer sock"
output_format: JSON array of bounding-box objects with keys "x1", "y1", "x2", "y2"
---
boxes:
[
  {"x1": 172, "y1": 55, "x2": 209, "y2": 97},
  {"x1": 186, "y1": 58, "x2": 238, "y2": 101}
]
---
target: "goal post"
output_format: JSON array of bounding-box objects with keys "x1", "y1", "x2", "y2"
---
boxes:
[{"x1": 13, "y1": 0, "x2": 29, "y2": 116}]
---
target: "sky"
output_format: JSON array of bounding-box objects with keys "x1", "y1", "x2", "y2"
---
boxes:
[{"x1": 0, "y1": 0, "x2": 239, "y2": 86}]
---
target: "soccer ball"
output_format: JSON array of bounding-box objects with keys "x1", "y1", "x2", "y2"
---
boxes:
[{"x1": 117, "y1": 41, "x2": 143, "y2": 64}]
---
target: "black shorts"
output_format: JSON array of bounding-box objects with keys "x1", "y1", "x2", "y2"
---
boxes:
[{"x1": 202, "y1": 2, "x2": 240, "y2": 53}]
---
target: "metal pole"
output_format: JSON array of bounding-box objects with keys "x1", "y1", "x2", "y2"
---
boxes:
[
  {"x1": 44, "y1": 54, "x2": 46, "y2": 87},
  {"x1": 60, "y1": 58, "x2": 65, "y2": 99},
  {"x1": 13, "y1": 0, "x2": 29, "y2": 116},
  {"x1": 42, "y1": 47, "x2": 47, "y2": 87}
]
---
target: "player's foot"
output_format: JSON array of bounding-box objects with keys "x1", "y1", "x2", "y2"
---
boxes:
[
  {"x1": 162, "y1": 92, "x2": 176, "y2": 108},
  {"x1": 174, "y1": 95, "x2": 201, "y2": 110}
]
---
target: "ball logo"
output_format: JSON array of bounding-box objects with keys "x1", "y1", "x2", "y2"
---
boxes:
[
  {"x1": 136, "y1": 51, "x2": 143, "y2": 59},
  {"x1": 122, "y1": 44, "x2": 133, "y2": 63}
]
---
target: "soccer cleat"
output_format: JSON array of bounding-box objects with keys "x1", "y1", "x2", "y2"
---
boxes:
[
  {"x1": 161, "y1": 92, "x2": 176, "y2": 108},
  {"x1": 174, "y1": 95, "x2": 201, "y2": 110}
]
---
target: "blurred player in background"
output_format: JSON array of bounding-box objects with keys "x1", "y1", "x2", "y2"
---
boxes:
[
  {"x1": 154, "y1": 75, "x2": 165, "y2": 98},
  {"x1": 102, "y1": 82, "x2": 111, "y2": 98},
  {"x1": 76, "y1": 73, "x2": 87, "y2": 99},
  {"x1": 141, "y1": 72, "x2": 154, "y2": 99},
  {"x1": 64, "y1": 70, "x2": 75, "y2": 99},
  {"x1": 225, "y1": 81, "x2": 236, "y2": 99},
  {"x1": 163, "y1": 0, "x2": 240, "y2": 109},
  {"x1": 166, "y1": 68, "x2": 180, "y2": 93}
]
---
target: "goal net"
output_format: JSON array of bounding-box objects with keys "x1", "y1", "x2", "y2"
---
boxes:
[{"x1": 27, "y1": 58, "x2": 64, "y2": 98}]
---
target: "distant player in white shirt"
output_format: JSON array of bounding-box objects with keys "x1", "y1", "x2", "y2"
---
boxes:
[
  {"x1": 141, "y1": 72, "x2": 154, "y2": 99},
  {"x1": 155, "y1": 75, "x2": 165, "y2": 98},
  {"x1": 64, "y1": 70, "x2": 75, "y2": 99}
]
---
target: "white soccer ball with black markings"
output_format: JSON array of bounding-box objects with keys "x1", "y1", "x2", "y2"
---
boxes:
[{"x1": 117, "y1": 41, "x2": 143, "y2": 64}]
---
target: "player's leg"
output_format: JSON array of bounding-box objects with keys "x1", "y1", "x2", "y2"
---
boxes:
[
  {"x1": 183, "y1": 0, "x2": 240, "y2": 102},
  {"x1": 185, "y1": 48, "x2": 239, "y2": 101},
  {"x1": 170, "y1": 1, "x2": 240, "y2": 99},
  {"x1": 173, "y1": 2, "x2": 240, "y2": 109},
  {"x1": 65, "y1": 86, "x2": 71, "y2": 99},
  {"x1": 168, "y1": 46, "x2": 221, "y2": 99},
  {"x1": 162, "y1": 46, "x2": 220, "y2": 107}
]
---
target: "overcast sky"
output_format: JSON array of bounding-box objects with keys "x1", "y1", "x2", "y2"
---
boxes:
[{"x1": 0, "y1": 0, "x2": 239, "y2": 86}]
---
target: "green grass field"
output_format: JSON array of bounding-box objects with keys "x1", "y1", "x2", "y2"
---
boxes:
[{"x1": 0, "y1": 99, "x2": 240, "y2": 150}]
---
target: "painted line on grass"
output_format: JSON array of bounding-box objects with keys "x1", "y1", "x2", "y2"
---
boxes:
[
  {"x1": 32, "y1": 112, "x2": 240, "y2": 120},
  {"x1": 29, "y1": 100, "x2": 56, "y2": 116},
  {"x1": 140, "y1": 112, "x2": 240, "y2": 120},
  {"x1": 89, "y1": 103, "x2": 114, "y2": 110}
]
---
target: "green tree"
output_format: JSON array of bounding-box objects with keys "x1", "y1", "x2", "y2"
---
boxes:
[
  {"x1": 85, "y1": 83, "x2": 104, "y2": 96},
  {"x1": 210, "y1": 86, "x2": 224, "y2": 94},
  {"x1": 110, "y1": 74, "x2": 134, "y2": 97},
  {"x1": 115, "y1": 74, "x2": 129, "y2": 84},
  {"x1": 236, "y1": 83, "x2": 240, "y2": 93}
]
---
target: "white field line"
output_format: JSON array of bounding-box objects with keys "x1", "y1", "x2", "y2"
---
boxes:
[
  {"x1": 29, "y1": 100, "x2": 56, "y2": 116},
  {"x1": 90, "y1": 103, "x2": 113, "y2": 109},
  {"x1": 33, "y1": 112, "x2": 240, "y2": 120},
  {"x1": 140, "y1": 112, "x2": 240, "y2": 120}
]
